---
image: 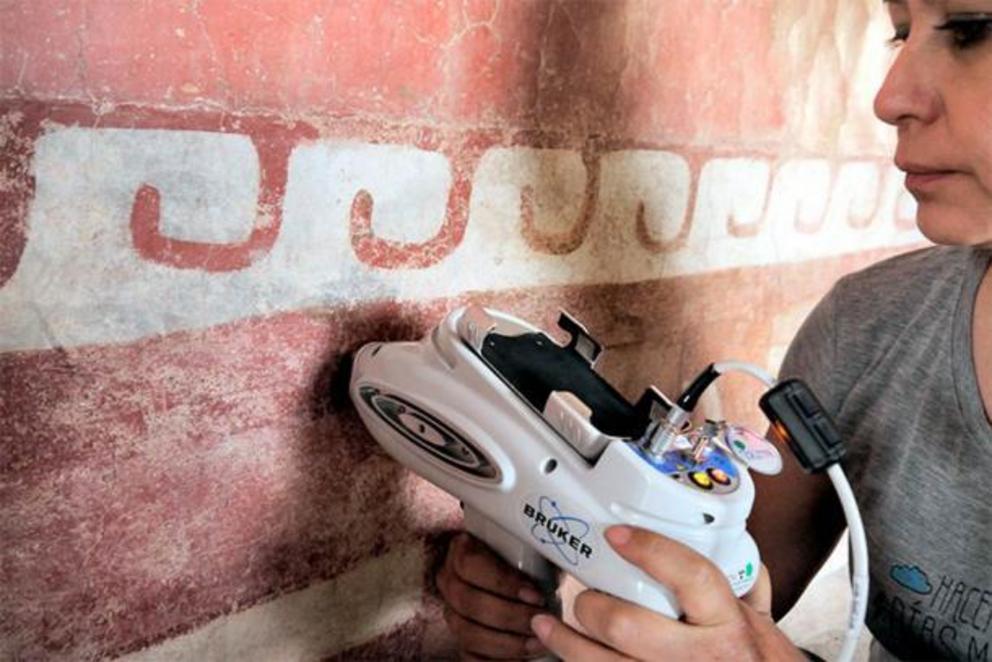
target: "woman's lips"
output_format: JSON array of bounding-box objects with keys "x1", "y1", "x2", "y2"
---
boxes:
[{"x1": 904, "y1": 169, "x2": 959, "y2": 194}]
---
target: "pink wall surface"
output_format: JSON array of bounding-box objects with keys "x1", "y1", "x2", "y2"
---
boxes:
[{"x1": 1, "y1": 2, "x2": 917, "y2": 659}]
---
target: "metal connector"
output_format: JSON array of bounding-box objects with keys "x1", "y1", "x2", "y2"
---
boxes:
[{"x1": 640, "y1": 405, "x2": 690, "y2": 458}]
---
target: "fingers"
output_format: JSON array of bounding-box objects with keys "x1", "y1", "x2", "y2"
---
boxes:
[
  {"x1": 437, "y1": 536, "x2": 547, "y2": 636},
  {"x1": 437, "y1": 558, "x2": 544, "y2": 635},
  {"x1": 740, "y1": 564, "x2": 772, "y2": 616},
  {"x1": 571, "y1": 589, "x2": 708, "y2": 658},
  {"x1": 448, "y1": 533, "x2": 546, "y2": 604},
  {"x1": 443, "y1": 607, "x2": 544, "y2": 659},
  {"x1": 605, "y1": 526, "x2": 738, "y2": 627},
  {"x1": 437, "y1": 532, "x2": 551, "y2": 660},
  {"x1": 570, "y1": 588, "x2": 797, "y2": 662},
  {"x1": 530, "y1": 614, "x2": 632, "y2": 662}
]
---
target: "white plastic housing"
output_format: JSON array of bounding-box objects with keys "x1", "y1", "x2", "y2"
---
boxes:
[{"x1": 350, "y1": 306, "x2": 760, "y2": 617}]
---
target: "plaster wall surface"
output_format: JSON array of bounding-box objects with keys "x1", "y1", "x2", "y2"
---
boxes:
[{"x1": 1, "y1": 1, "x2": 911, "y2": 658}]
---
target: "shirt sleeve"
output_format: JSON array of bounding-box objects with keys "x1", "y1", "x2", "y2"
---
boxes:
[{"x1": 777, "y1": 281, "x2": 844, "y2": 419}]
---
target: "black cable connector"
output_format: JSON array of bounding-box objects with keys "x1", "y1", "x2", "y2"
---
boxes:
[
  {"x1": 759, "y1": 379, "x2": 844, "y2": 473},
  {"x1": 676, "y1": 363, "x2": 720, "y2": 412}
]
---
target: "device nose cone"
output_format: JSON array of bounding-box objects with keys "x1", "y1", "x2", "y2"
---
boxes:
[{"x1": 353, "y1": 342, "x2": 383, "y2": 372}]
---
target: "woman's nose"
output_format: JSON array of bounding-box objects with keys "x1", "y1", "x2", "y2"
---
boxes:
[{"x1": 873, "y1": 43, "x2": 942, "y2": 127}]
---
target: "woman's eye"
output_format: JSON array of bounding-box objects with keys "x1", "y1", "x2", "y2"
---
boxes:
[
  {"x1": 887, "y1": 25, "x2": 910, "y2": 48},
  {"x1": 936, "y1": 15, "x2": 992, "y2": 50}
]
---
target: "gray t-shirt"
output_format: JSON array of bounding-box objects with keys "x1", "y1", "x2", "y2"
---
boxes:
[{"x1": 779, "y1": 246, "x2": 992, "y2": 661}]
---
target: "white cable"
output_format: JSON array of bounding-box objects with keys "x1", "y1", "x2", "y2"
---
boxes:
[
  {"x1": 827, "y1": 464, "x2": 870, "y2": 662},
  {"x1": 713, "y1": 360, "x2": 778, "y2": 387},
  {"x1": 712, "y1": 360, "x2": 868, "y2": 662}
]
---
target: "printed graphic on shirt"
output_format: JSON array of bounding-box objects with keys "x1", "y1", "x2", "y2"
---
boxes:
[
  {"x1": 890, "y1": 564, "x2": 933, "y2": 595},
  {"x1": 870, "y1": 562, "x2": 992, "y2": 661}
]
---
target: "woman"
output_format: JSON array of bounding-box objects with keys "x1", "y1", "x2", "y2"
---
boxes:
[{"x1": 436, "y1": 1, "x2": 992, "y2": 659}]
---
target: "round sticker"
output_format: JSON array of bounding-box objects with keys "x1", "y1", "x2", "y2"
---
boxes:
[{"x1": 723, "y1": 425, "x2": 783, "y2": 475}]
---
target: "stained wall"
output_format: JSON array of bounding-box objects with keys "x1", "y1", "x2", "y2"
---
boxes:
[{"x1": 0, "y1": 2, "x2": 915, "y2": 659}]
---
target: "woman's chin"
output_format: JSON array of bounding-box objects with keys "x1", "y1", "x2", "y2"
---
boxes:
[{"x1": 914, "y1": 202, "x2": 992, "y2": 248}]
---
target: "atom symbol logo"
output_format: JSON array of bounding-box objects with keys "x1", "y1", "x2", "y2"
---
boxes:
[{"x1": 529, "y1": 496, "x2": 591, "y2": 566}]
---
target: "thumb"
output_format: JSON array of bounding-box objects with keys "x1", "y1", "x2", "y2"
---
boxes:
[{"x1": 605, "y1": 525, "x2": 739, "y2": 626}]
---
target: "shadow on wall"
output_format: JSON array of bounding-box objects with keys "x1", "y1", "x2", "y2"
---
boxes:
[{"x1": 271, "y1": 300, "x2": 460, "y2": 660}]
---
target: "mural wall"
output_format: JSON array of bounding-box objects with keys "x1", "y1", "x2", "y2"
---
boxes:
[{"x1": 1, "y1": 1, "x2": 917, "y2": 659}]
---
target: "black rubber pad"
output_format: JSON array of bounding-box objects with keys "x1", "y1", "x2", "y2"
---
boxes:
[{"x1": 481, "y1": 332, "x2": 650, "y2": 439}]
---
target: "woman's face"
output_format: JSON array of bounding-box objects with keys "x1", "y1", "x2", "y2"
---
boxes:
[{"x1": 875, "y1": 0, "x2": 992, "y2": 246}]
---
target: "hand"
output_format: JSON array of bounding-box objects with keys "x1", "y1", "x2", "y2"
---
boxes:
[
  {"x1": 529, "y1": 526, "x2": 803, "y2": 661},
  {"x1": 436, "y1": 532, "x2": 551, "y2": 660}
]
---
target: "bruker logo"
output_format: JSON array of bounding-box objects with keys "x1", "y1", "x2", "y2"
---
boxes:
[{"x1": 523, "y1": 496, "x2": 593, "y2": 566}]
